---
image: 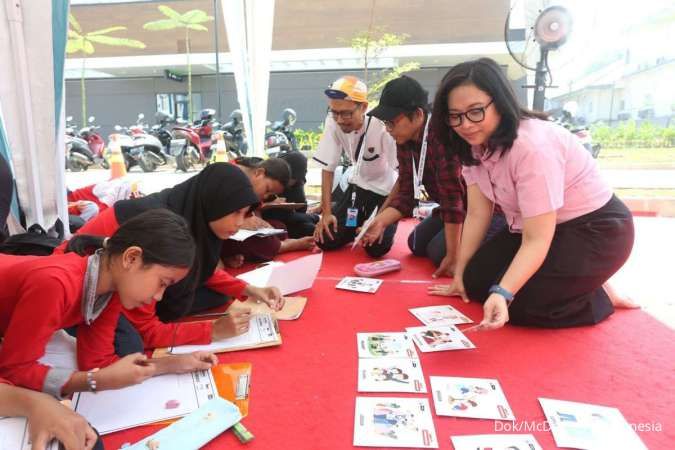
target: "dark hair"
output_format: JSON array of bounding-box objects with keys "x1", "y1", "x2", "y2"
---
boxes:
[
  {"x1": 67, "y1": 209, "x2": 195, "y2": 269},
  {"x1": 431, "y1": 57, "x2": 548, "y2": 165},
  {"x1": 234, "y1": 156, "x2": 291, "y2": 187}
]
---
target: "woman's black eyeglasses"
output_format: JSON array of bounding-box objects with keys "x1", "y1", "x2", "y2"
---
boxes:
[{"x1": 447, "y1": 100, "x2": 493, "y2": 127}]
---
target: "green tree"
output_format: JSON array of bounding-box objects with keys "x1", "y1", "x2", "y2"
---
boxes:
[
  {"x1": 67, "y1": 14, "x2": 145, "y2": 127},
  {"x1": 144, "y1": 5, "x2": 214, "y2": 121}
]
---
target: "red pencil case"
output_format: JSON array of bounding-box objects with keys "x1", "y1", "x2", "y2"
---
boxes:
[{"x1": 354, "y1": 259, "x2": 401, "y2": 277}]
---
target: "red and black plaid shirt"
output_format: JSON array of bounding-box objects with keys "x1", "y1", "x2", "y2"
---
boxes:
[{"x1": 389, "y1": 123, "x2": 466, "y2": 223}]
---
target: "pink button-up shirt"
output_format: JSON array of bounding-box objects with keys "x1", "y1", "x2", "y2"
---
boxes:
[{"x1": 462, "y1": 119, "x2": 612, "y2": 232}]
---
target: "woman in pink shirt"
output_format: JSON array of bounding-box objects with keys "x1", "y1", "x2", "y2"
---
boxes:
[{"x1": 428, "y1": 58, "x2": 635, "y2": 329}]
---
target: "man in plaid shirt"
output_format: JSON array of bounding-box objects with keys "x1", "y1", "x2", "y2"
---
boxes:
[{"x1": 362, "y1": 76, "x2": 467, "y2": 277}]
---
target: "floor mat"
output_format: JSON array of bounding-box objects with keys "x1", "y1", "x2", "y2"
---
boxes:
[{"x1": 103, "y1": 219, "x2": 675, "y2": 449}]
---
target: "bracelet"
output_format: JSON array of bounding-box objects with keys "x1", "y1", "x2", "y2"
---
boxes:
[
  {"x1": 488, "y1": 284, "x2": 514, "y2": 305},
  {"x1": 86, "y1": 368, "x2": 100, "y2": 393}
]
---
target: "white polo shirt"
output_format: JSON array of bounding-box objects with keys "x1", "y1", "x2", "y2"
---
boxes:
[{"x1": 313, "y1": 114, "x2": 398, "y2": 197}]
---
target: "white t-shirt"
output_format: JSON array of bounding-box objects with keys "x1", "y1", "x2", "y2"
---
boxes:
[{"x1": 313, "y1": 114, "x2": 398, "y2": 196}]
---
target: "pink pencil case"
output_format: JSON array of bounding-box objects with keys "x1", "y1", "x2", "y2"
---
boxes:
[{"x1": 354, "y1": 259, "x2": 401, "y2": 277}]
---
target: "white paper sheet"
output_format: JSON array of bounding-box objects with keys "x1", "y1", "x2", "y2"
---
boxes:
[
  {"x1": 406, "y1": 325, "x2": 475, "y2": 352},
  {"x1": 228, "y1": 228, "x2": 286, "y2": 242},
  {"x1": 357, "y1": 333, "x2": 418, "y2": 359},
  {"x1": 408, "y1": 305, "x2": 473, "y2": 326},
  {"x1": 352, "y1": 206, "x2": 378, "y2": 249},
  {"x1": 430, "y1": 376, "x2": 515, "y2": 420},
  {"x1": 336, "y1": 276, "x2": 383, "y2": 293},
  {"x1": 236, "y1": 252, "x2": 323, "y2": 295},
  {"x1": 0, "y1": 417, "x2": 58, "y2": 450},
  {"x1": 169, "y1": 314, "x2": 278, "y2": 354},
  {"x1": 450, "y1": 434, "x2": 542, "y2": 450},
  {"x1": 353, "y1": 397, "x2": 438, "y2": 448},
  {"x1": 357, "y1": 358, "x2": 427, "y2": 393},
  {"x1": 539, "y1": 398, "x2": 647, "y2": 450},
  {"x1": 73, "y1": 369, "x2": 218, "y2": 434}
]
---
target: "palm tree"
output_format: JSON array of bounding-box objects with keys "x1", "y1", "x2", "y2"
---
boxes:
[
  {"x1": 144, "y1": 6, "x2": 214, "y2": 121},
  {"x1": 67, "y1": 14, "x2": 145, "y2": 127}
]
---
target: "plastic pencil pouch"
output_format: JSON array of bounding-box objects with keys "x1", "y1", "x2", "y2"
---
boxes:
[{"x1": 354, "y1": 259, "x2": 401, "y2": 277}]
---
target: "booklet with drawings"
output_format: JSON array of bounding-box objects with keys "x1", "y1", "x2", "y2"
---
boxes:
[{"x1": 71, "y1": 362, "x2": 252, "y2": 435}]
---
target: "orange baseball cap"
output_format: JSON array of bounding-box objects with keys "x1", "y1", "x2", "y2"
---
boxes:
[{"x1": 325, "y1": 76, "x2": 368, "y2": 103}]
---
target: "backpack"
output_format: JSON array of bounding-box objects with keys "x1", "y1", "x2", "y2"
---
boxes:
[{"x1": 0, "y1": 221, "x2": 64, "y2": 256}]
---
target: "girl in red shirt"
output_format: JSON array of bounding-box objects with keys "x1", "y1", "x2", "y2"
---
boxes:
[{"x1": 0, "y1": 209, "x2": 217, "y2": 398}]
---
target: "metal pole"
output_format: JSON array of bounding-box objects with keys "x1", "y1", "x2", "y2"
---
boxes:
[
  {"x1": 213, "y1": 0, "x2": 222, "y2": 119},
  {"x1": 532, "y1": 48, "x2": 548, "y2": 111}
]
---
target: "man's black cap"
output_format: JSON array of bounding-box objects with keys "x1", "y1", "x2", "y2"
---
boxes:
[{"x1": 367, "y1": 75, "x2": 428, "y2": 120}]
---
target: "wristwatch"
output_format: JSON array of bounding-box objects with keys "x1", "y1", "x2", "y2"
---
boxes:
[{"x1": 488, "y1": 284, "x2": 514, "y2": 306}]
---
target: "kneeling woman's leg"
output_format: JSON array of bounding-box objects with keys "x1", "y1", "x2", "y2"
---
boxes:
[{"x1": 464, "y1": 196, "x2": 634, "y2": 328}]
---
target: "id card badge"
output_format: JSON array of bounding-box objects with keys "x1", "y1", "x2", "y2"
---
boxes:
[{"x1": 346, "y1": 208, "x2": 359, "y2": 227}]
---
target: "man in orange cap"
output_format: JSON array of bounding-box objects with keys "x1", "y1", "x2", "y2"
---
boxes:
[{"x1": 312, "y1": 76, "x2": 398, "y2": 257}]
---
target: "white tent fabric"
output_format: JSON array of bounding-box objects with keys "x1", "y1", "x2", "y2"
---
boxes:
[
  {"x1": 0, "y1": 0, "x2": 68, "y2": 232},
  {"x1": 221, "y1": 0, "x2": 275, "y2": 158}
]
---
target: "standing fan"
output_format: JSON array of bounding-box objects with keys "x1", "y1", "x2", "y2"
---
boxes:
[{"x1": 505, "y1": 4, "x2": 573, "y2": 111}]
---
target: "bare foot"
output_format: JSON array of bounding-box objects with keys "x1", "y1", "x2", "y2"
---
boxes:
[
  {"x1": 603, "y1": 282, "x2": 640, "y2": 309},
  {"x1": 280, "y1": 236, "x2": 316, "y2": 253},
  {"x1": 222, "y1": 254, "x2": 245, "y2": 268}
]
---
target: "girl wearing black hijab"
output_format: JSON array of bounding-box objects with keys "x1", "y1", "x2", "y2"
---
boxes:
[{"x1": 64, "y1": 163, "x2": 283, "y2": 353}]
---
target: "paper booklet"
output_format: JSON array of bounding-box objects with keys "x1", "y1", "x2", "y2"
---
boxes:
[
  {"x1": 353, "y1": 397, "x2": 438, "y2": 448},
  {"x1": 357, "y1": 358, "x2": 427, "y2": 393},
  {"x1": 236, "y1": 252, "x2": 323, "y2": 296},
  {"x1": 451, "y1": 434, "x2": 542, "y2": 450},
  {"x1": 352, "y1": 206, "x2": 378, "y2": 249},
  {"x1": 357, "y1": 332, "x2": 418, "y2": 360},
  {"x1": 430, "y1": 376, "x2": 515, "y2": 420},
  {"x1": 72, "y1": 363, "x2": 252, "y2": 436},
  {"x1": 406, "y1": 325, "x2": 475, "y2": 353},
  {"x1": 408, "y1": 305, "x2": 473, "y2": 326},
  {"x1": 539, "y1": 398, "x2": 647, "y2": 450},
  {"x1": 168, "y1": 313, "x2": 280, "y2": 355},
  {"x1": 228, "y1": 227, "x2": 286, "y2": 242},
  {"x1": 194, "y1": 296, "x2": 308, "y2": 321},
  {"x1": 73, "y1": 368, "x2": 219, "y2": 435},
  {"x1": 0, "y1": 417, "x2": 59, "y2": 450},
  {"x1": 337, "y1": 276, "x2": 383, "y2": 293}
]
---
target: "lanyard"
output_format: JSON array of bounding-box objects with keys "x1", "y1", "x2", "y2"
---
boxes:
[
  {"x1": 412, "y1": 114, "x2": 431, "y2": 200},
  {"x1": 350, "y1": 117, "x2": 372, "y2": 183}
]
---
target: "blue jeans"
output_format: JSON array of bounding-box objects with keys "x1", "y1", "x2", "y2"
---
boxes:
[{"x1": 407, "y1": 211, "x2": 507, "y2": 266}]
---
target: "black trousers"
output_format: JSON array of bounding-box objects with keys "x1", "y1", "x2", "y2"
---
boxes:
[
  {"x1": 408, "y1": 211, "x2": 507, "y2": 266},
  {"x1": 315, "y1": 184, "x2": 397, "y2": 257},
  {"x1": 463, "y1": 195, "x2": 634, "y2": 328},
  {"x1": 114, "y1": 287, "x2": 230, "y2": 355},
  {"x1": 263, "y1": 209, "x2": 319, "y2": 239}
]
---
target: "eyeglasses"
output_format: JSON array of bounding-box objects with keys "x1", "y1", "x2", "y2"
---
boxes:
[
  {"x1": 447, "y1": 100, "x2": 493, "y2": 127},
  {"x1": 328, "y1": 105, "x2": 360, "y2": 120},
  {"x1": 383, "y1": 114, "x2": 405, "y2": 130}
]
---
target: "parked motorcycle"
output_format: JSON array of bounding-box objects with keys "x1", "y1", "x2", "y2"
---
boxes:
[
  {"x1": 109, "y1": 114, "x2": 164, "y2": 172},
  {"x1": 219, "y1": 109, "x2": 248, "y2": 157},
  {"x1": 173, "y1": 109, "x2": 217, "y2": 172},
  {"x1": 78, "y1": 116, "x2": 107, "y2": 169},
  {"x1": 65, "y1": 116, "x2": 96, "y2": 172},
  {"x1": 555, "y1": 102, "x2": 601, "y2": 158},
  {"x1": 264, "y1": 108, "x2": 298, "y2": 158}
]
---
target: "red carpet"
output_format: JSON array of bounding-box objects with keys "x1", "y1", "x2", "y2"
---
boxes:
[{"x1": 103, "y1": 219, "x2": 675, "y2": 449}]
